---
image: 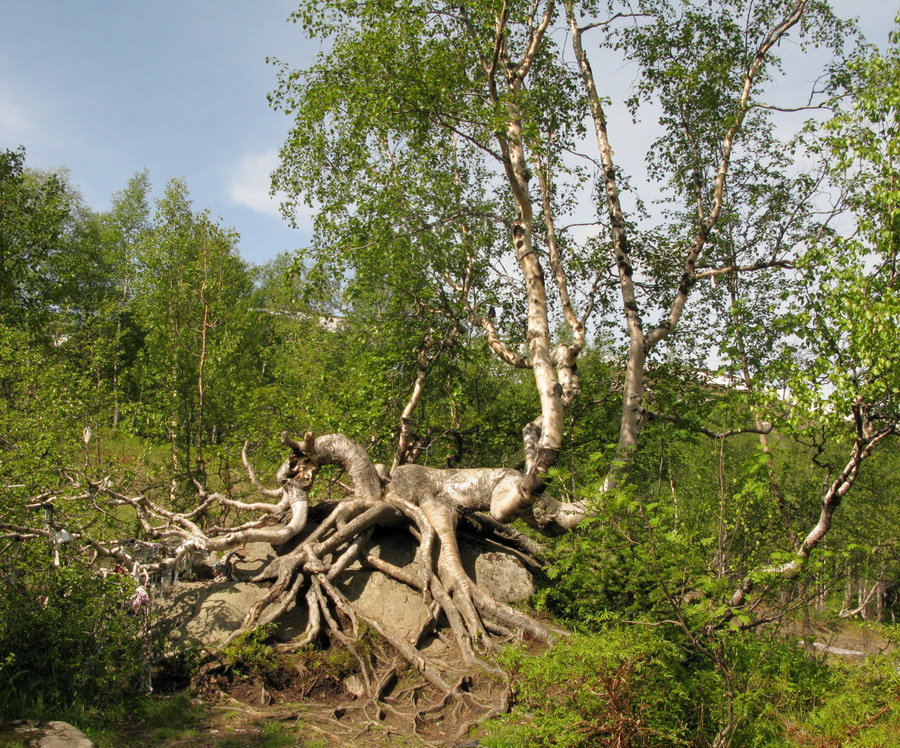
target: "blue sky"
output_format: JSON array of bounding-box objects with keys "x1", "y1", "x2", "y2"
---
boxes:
[
  {"x1": 1, "y1": 1, "x2": 317, "y2": 265},
  {"x1": 2, "y1": 1, "x2": 898, "y2": 266}
]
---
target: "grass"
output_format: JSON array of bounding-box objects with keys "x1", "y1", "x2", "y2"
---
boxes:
[
  {"x1": 77, "y1": 692, "x2": 206, "y2": 747},
  {"x1": 63, "y1": 691, "x2": 333, "y2": 748}
]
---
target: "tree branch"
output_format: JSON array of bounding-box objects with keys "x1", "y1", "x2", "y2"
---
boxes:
[{"x1": 641, "y1": 409, "x2": 774, "y2": 439}]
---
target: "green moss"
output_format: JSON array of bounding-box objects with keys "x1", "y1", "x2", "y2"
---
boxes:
[{"x1": 220, "y1": 624, "x2": 286, "y2": 684}]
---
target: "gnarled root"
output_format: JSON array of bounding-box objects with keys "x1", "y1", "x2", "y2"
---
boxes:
[
  {"x1": 29, "y1": 431, "x2": 564, "y2": 731},
  {"x1": 206, "y1": 482, "x2": 555, "y2": 731}
]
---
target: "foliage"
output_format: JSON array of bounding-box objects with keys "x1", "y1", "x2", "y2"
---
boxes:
[
  {"x1": 481, "y1": 628, "x2": 900, "y2": 747},
  {"x1": 220, "y1": 623, "x2": 285, "y2": 684},
  {"x1": 484, "y1": 629, "x2": 696, "y2": 747},
  {"x1": 0, "y1": 148, "x2": 80, "y2": 335},
  {"x1": 781, "y1": 18, "x2": 900, "y2": 431},
  {"x1": 0, "y1": 550, "x2": 148, "y2": 720},
  {"x1": 0, "y1": 8, "x2": 899, "y2": 744},
  {"x1": 537, "y1": 492, "x2": 702, "y2": 625},
  {"x1": 0, "y1": 323, "x2": 90, "y2": 499},
  {"x1": 125, "y1": 179, "x2": 261, "y2": 476}
]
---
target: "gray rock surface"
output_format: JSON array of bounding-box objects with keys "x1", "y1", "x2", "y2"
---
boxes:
[
  {"x1": 156, "y1": 531, "x2": 535, "y2": 650},
  {"x1": 233, "y1": 541, "x2": 276, "y2": 577},
  {"x1": 0, "y1": 720, "x2": 94, "y2": 747},
  {"x1": 160, "y1": 580, "x2": 267, "y2": 649},
  {"x1": 460, "y1": 540, "x2": 535, "y2": 602},
  {"x1": 335, "y1": 530, "x2": 431, "y2": 641}
]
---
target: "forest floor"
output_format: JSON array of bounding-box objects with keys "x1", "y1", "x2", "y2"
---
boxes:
[
  {"x1": 101, "y1": 687, "x2": 489, "y2": 748},
  {"x1": 789, "y1": 612, "x2": 897, "y2": 661}
]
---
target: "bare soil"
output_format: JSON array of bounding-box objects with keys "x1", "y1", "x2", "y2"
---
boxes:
[{"x1": 113, "y1": 676, "x2": 492, "y2": 748}]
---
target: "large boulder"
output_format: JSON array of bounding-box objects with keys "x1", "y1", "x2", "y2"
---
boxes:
[
  {"x1": 336, "y1": 530, "x2": 432, "y2": 641},
  {"x1": 460, "y1": 536, "x2": 535, "y2": 603},
  {"x1": 160, "y1": 581, "x2": 268, "y2": 650},
  {"x1": 156, "y1": 532, "x2": 535, "y2": 650}
]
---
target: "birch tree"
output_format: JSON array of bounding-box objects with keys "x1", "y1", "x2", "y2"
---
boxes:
[{"x1": 271, "y1": 0, "x2": 849, "y2": 520}]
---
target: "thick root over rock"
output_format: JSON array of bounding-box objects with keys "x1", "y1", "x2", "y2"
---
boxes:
[
  {"x1": 195, "y1": 433, "x2": 564, "y2": 728},
  {"x1": 211, "y1": 495, "x2": 554, "y2": 727},
  {"x1": 8, "y1": 432, "x2": 565, "y2": 730}
]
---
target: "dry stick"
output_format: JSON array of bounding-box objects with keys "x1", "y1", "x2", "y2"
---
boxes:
[
  {"x1": 236, "y1": 552, "x2": 310, "y2": 640},
  {"x1": 327, "y1": 526, "x2": 374, "y2": 581},
  {"x1": 468, "y1": 511, "x2": 546, "y2": 562},
  {"x1": 845, "y1": 703, "x2": 892, "y2": 739},
  {"x1": 389, "y1": 496, "x2": 437, "y2": 590},
  {"x1": 317, "y1": 575, "x2": 362, "y2": 639},
  {"x1": 353, "y1": 609, "x2": 459, "y2": 698},
  {"x1": 241, "y1": 441, "x2": 283, "y2": 498},
  {"x1": 205, "y1": 516, "x2": 280, "y2": 534},
  {"x1": 362, "y1": 552, "x2": 425, "y2": 591},
  {"x1": 200, "y1": 487, "x2": 289, "y2": 516},
  {"x1": 313, "y1": 502, "x2": 400, "y2": 559},
  {"x1": 429, "y1": 575, "x2": 480, "y2": 665},
  {"x1": 258, "y1": 572, "x2": 306, "y2": 629},
  {"x1": 469, "y1": 584, "x2": 555, "y2": 641}
]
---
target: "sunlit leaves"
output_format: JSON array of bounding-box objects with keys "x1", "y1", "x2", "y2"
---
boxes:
[{"x1": 784, "y1": 25, "x2": 900, "y2": 429}]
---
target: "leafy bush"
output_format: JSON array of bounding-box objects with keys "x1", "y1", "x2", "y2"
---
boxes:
[
  {"x1": 537, "y1": 493, "x2": 710, "y2": 627},
  {"x1": 800, "y1": 655, "x2": 900, "y2": 747},
  {"x1": 481, "y1": 626, "x2": 900, "y2": 747},
  {"x1": 220, "y1": 623, "x2": 287, "y2": 685},
  {"x1": 0, "y1": 547, "x2": 148, "y2": 719},
  {"x1": 483, "y1": 629, "x2": 697, "y2": 747}
]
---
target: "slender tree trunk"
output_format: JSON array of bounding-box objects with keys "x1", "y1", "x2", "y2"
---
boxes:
[
  {"x1": 392, "y1": 324, "x2": 459, "y2": 472},
  {"x1": 196, "y1": 261, "x2": 211, "y2": 480},
  {"x1": 486, "y1": 8, "x2": 565, "y2": 503},
  {"x1": 566, "y1": 2, "x2": 646, "y2": 487}
]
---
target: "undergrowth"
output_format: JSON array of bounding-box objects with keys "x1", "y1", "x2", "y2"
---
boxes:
[
  {"x1": 479, "y1": 627, "x2": 900, "y2": 747},
  {"x1": 0, "y1": 555, "x2": 149, "y2": 722}
]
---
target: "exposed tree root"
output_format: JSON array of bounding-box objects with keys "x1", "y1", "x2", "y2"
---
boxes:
[{"x1": 8, "y1": 432, "x2": 570, "y2": 730}]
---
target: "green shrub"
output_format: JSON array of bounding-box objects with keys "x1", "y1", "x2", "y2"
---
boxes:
[
  {"x1": 220, "y1": 623, "x2": 286, "y2": 684},
  {"x1": 482, "y1": 629, "x2": 697, "y2": 747},
  {"x1": 537, "y1": 495, "x2": 709, "y2": 627},
  {"x1": 800, "y1": 655, "x2": 900, "y2": 746},
  {"x1": 480, "y1": 626, "x2": 899, "y2": 747},
  {"x1": 0, "y1": 548, "x2": 148, "y2": 719}
]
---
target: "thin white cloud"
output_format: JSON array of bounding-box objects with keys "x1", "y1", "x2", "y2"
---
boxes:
[{"x1": 227, "y1": 149, "x2": 284, "y2": 217}]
